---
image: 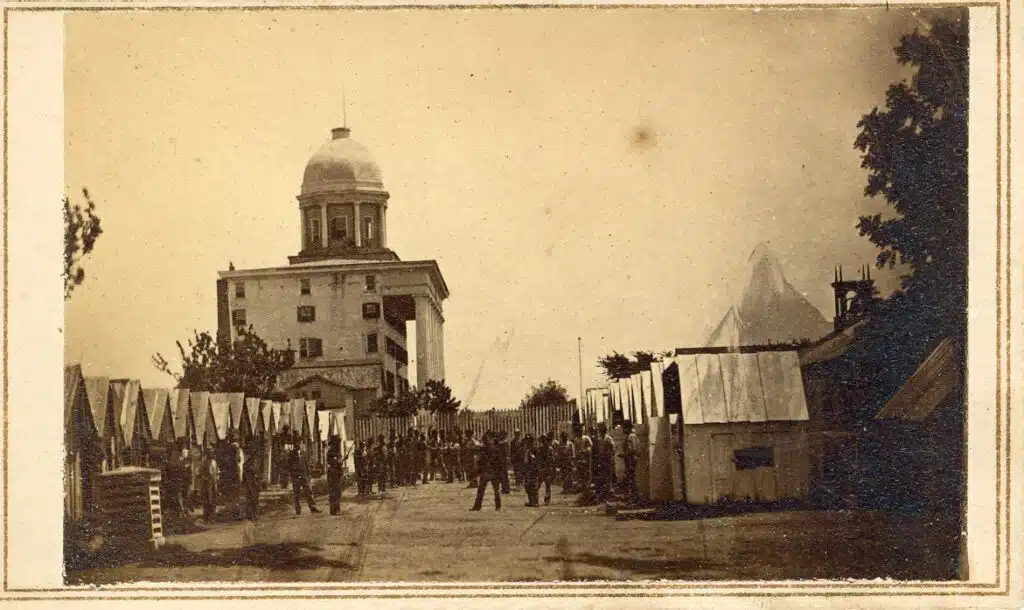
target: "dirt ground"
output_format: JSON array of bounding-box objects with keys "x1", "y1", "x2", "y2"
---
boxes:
[{"x1": 66, "y1": 478, "x2": 961, "y2": 584}]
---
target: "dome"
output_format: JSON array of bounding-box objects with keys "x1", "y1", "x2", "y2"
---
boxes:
[{"x1": 300, "y1": 127, "x2": 384, "y2": 196}]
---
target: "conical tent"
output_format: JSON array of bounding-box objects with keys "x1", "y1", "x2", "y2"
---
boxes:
[
  {"x1": 208, "y1": 393, "x2": 232, "y2": 442},
  {"x1": 142, "y1": 388, "x2": 174, "y2": 443},
  {"x1": 190, "y1": 391, "x2": 212, "y2": 445},
  {"x1": 169, "y1": 389, "x2": 194, "y2": 442},
  {"x1": 226, "y1": 392, "x2": 246, "y2": 437}
]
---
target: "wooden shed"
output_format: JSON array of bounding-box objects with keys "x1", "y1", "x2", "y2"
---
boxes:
[
  {"x1": 65, "y1": 365, "x2": 102, "y2": 523},
  {"x1": 663, "y1": 349, "x2": 812, "y2": 505}
]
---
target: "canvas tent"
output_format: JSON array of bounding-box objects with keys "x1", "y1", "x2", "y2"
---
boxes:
[
  {"x1": 110, "y1": 379, "x2": 150, "y2": 467},
  {"x1": 65, "y1": 365, "x2": 102, "y2": 523},
  {"x1": 208, "y1": 393, "x2": 232, "y2": 443},
  {"x1": 84, "y1": 376, "x2": 118, "y2": 471},
  {"x1": 169, "y1": 389, "x2": 195, "y2": 445}
]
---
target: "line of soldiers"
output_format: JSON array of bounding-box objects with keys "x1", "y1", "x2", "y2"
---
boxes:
[{"x1": 351, "y1": 421, "x2": 642, "y2": 508}]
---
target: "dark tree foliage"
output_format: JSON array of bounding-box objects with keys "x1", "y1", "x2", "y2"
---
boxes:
[
  {"x1": 826, "y1": 16, "x2": 968, "y2": 423},
  {"x1": 520, "y1": 379, "x2": 570, "y2": 409},
  {"x1": 152, "y1": 326, "x2": 295, "y2": 396},
  {"x1": 597, "y1": 351, "x2": 658, "y2": 380},
  {"x1": 63, "y1": 188, "x2": 103, "y2": 300},
  {"x1": 421, "y1": 379, "x2": 462, "y2": 414}
]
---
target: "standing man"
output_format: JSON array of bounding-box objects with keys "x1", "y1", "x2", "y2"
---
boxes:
[
  {"x1": 470, "y1": 432, "x2": 503, "y2": 511},
  {"x1": 621, "y1": 421, "x2": 640, "y2": 505},
  {"x1": 386, "y1": 433, "x2": 398, "y2": 489},
  {"x1": 200, "y1": 448, "x2": 219, "y2": 523},
  {"x1": 353, "y1": 440, "x2": 366, "y2": 497},
  {"x1": 242, "y1": 441, "x2": 262, "y2": 521},
  {"x1": 536, "y1": 434, "x2": 555, "y2": 506},
  {"x1": 288, "y1": 437, "x2": 321, "y2": 515},
  {"x1": 574, "y1": 425, "x2": 593, "y2": 494},
  {"x1": 522, "y1": 434, "x2": 539, "y2": 507},
  {"x1": 463, "y1": 430, "x2": 478, "y2": 489},
  {"x1": 558, "y1": 432, "x2": 575, "y2": 494},
  {"x1": 597, "y1": 423, "x2": 617, "y2": 502},
  {"x1": 374, "y1": 435, "x2": 388, "y2": 495},
  {"x1": 498, "y1": 430, "x2": 512, "y2": 494},
  {"x1": 326, "y1": 435, "x2": 344, "y2": 515},
  {"x1": 510, "y1": 429, "x2": 524, "y2": 489}
]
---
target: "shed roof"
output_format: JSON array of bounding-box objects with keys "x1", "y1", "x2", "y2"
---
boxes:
[
  {"x1": 209, "y1": 394, "x2": 231, "y2": 440},
  {"x1": 142, "y1": 388, "x2": 171, "y2": 441},
  {"x1": 83, "y1": 376, "x2": 111, "y2": 438},
  {"x1": 876, "y1": 338, "x2": 959, "y2": 422},
  {"x1": 675, "y1": 350, "x2": 809, "y2": 425},
  {"x1": 226, "y1": 393, "x2": 246, "y2": 432},
  {"x1": 169, "y1": 389, "x2": 192, "y2": 440},
  {"x1": 190, "y1": 391, "x2": 211, "y2": 442}
]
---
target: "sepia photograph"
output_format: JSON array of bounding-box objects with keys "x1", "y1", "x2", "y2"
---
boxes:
[{"x1": 0, "y1": 0, "x2": 1008, "y2": 601}]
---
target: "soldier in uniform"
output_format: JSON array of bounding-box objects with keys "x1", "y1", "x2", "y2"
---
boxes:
[
  {"x1": 200, "y1": 448, "x2": 219, "y2": 522},
  {"x1": 242, "y1": 441, "x2": 262, "y2": 521},
  {"x1": 498, "y1": 430, "x2": 512, "y2": 494},
  {"x1": 353, "y1": 440, "x2": 366, "y2": 497},
  {"x1": 574, "y1": 425, "x2": 593, "y2": 494},
  {"x1": 596, "y1": 423, "x2": 617, "y2": 502},
  {"x1": 510, "y1": 429, "x2": 524, "y2": 489},
  {"x1": 621, "y1": 421, "x2": 640, "y2": 505},
  {"x1": 558, "y1": 431, "x2": 575, "y2": 493},
  {"x1": 522, "y1": 434, "x2": 539, "y2": 507},
  {"x1": 536, "y1": 434, "x2": 555, "y2": 505},
  {"x1": 326, "y1": 435, "x2": 344, "y2": 515},
  {"x1": 463, "y1": 429, "x2": 478, "y2": 489},
  {"x1": 374, "y1": 435, "x2": 388, "y2": 495},
  {"x1": 287, "y1": 437, "x2": 320, "y2": 515},
  {"x1": 469, "y1": 432, "x2": 503, "y2": 511}
]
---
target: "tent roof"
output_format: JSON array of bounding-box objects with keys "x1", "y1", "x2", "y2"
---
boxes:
[
  {"x1": 226, "y1": 392, "x2": 246, "y2": 432},
  {"x1": 290, "y1": 398, "x2": 306, "y2": 435},
  {"x1": 876, "y1": 338, "x2": 959, "y2": 423},
  {"x1": 83, "y1": 376, "x2": 111, "y2": 438},
  {"x1": 305, "y1": 400, "x2": 318, "y2": 440},
  {"x1": 244, "y1": 398, "x2": 262, "y2": 436},
  {"x1": 209, "y1": 395, "x2": 231, "y2": 441},
  {"x1": 675, "y1": 350, "x2": 809, "y2": 425},
  {"x1": 64, "y1": 365, "x2": 83, "y2": 432},
  {"x1": 114, "y1": 380, "x2": 145, "y2": 445},
  {"x1": 142, "y1": 388, "x2": 171, "y2": 441},
  {"x1": 261, "y1": 400, "x2": 276, "y2": 434},
  {"x1": 190, "y1": 391, "x2": 211, "y2": 442},
  {"x1": 169, "y1": 389, "x2": 192, "y2": 440}
]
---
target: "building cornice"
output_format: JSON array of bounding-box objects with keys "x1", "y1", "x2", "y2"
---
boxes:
[{"x1": 220, "y1": 259, "x2": 450, "y2": 300}]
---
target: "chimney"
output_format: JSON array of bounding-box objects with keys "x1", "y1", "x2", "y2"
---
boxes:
[{"x1": 331, "y1": 127, "x2": 351, "y2": 140}]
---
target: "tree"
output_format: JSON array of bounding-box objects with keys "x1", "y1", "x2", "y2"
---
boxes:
[
  {"x1": 152, "y1": 326, "x2": 295, "y2": 396},
  {"x1": 854, "y1": 15, "x2": 968, "y2": 333},
  {"x1": 369, "y1": 386, "x2": 422, "y2": 418},
  {"x1": 597, "y1": 350, "x2": 658, "y2": 380},
  {"x1": 420, "y1": 379, "x2": 462, "y2": 414},
  {"x1": 826, "y1": 15, "x2": 968, "y2": 423},
  {"x1": 520, "y1": 379, "x2": 570, "y2": 409},
  {"x1": 63, "y1": 188, "x2": 103, "y2": 300}
]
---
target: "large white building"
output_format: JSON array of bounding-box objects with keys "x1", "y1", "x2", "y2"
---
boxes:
[{"x1": 216, "y1": 127, "x2": 449, "y2": 414}]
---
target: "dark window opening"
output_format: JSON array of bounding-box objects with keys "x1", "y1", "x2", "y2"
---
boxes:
[
  {"x1": 232, "y1": 309, "x2": 246, "y2": 327},
  {"x1": 297, "y1": 305, "x2": 316, "y2": 323},
  {"x1": 365, "y1": 275, "x2": 376, "y2": 292},
  {"x1": 733, "y1": 446, "x2": 774, "y2": 470},
  {"x1": 311, "y1": 390, "x2": 322, "y2": 401},
  {"x1": 235, "y1": 283, "x2": 246, "y2": 299},
  {"x1": 363, "y1": 302, "x2": 381, "y2": 319},
  {"x1": 299, "y1": 338, "x2": 323, "y2": 359},
  {"x1": 300, "y1": 279, "x2": 311, "y2": 295},
  {"x1": 367, "y1": 333, "x2": 379, "y2": 354}
]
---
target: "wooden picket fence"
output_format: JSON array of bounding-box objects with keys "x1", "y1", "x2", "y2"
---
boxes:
[{"x1": 353, "y1": 403, "x2": 578, "y2": 443}]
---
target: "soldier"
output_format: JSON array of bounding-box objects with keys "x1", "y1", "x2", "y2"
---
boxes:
[
  {"x1": 469, "y1": 432, "x2": 503, "y2": 511},
  {"x1": 417, "y1": 429, "x2": 430, "y2": 484},
  {"x1": 536, "y1": 434, "x2": 555, "y2": 505},
  {"x1": 620, "y1": 421, "x2": 640, "y2": 504},
  {"x1": 326, "y1": 435, "x2": 344, "y2": 515},
  {"x1": 450, "y1": 432, "x2": 463, "y2": 482},
  {"x1": 522, "y1": 434, "x2": 539, "y2": 507},
  {"x1": 375, "y1": 435, "x2": 388, "y2": 495},
  {"x1": 386, "y1": 433, "x2": 398, "y2": 488},
  {"x1": 463, "y1": 429, "x2": 478, "y2": 489},
  {"x1": 200, "y1": 448, "x2": 219, "y2": 523},
  {"x1": 242, "y1": 441, "x2": 262, "y2": 521},
  {"x1": 353, "y1": 440, "x2": 366, "y2": 497},
  {"x1": 498, "y1": 430, "x2": 512, "y2": 494},
  {"x1": 510, "y1": 429, "x2": 524, "y2": 489},
  {"x1": 574, "y1": 425, "x2": 594, "y2": 493},
  {"x1": 288, "y1": 437, "x2": 320, "y2": 515},
  {"x1": 596, "y1": 423, "x2": 617, "y2": 502},
  {"x1": 558, "y1": 431, "x2": 575, "y2": 493}
]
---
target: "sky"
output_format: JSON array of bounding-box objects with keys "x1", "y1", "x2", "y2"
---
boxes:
[{"x1": 63, "y1": 7, "x2": 950, "y2": 409}]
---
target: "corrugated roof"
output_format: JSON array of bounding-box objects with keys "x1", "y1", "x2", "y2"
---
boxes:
[
  {"x1": 142, "y1": 388, "x2": 171, "y2": 441},
  {"x1": 876, "y1": 338, "x2": 959, "y2": 422},
  {"x1": 169, "y1": 389, "x2": 191, "y2": 440},
  {"x1": 190, "y1": 391, "x2": 211, "y2": 442},
  {"x1": 84, "y1": 376, "x2": 111, "y2": 439},
  {"x1": 209, "y1": 395, "x2": 231, "y2": 440},
  {"x1": 675, "y1": 350, "x2": 809, "y2": 425}
]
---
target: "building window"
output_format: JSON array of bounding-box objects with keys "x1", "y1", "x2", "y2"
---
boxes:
[
  {"x1": 297, "y1": 305, "x2": 316, "y2": 323},
  {"x1": 300, "y1": 279, "x2": 311, "y2": 296},
  {"x1": 235, "y1": 282, "x2": 245, "y2": 299},
  {"x1": 363, "y1": 217, "x2": 375, "y2": 244},
  {"x1": 307, "y1": 215, "x2": 321, "y2": 248},
  {"x1": 311, "y1": 390, "x2": 322, "y2": 401},
  {"x1": 385, "y1": 371, "x2": 396, "y2": 396},
  {"x1": 365, "y1": 275, "x2": 376, "y2": 292},
  {"x1": 330, "y1": 216, "x2": 349, "y2": 242},
  {"x1": 362, "y1": 302, "x2": 381, "y2": 319},
  {"x1": 299, "y1": 338, "x2": 323, "y2": 359},
  {"x1": 733, "y1": 446, "x2": 774, "y2": 470},
  {"x1": 366, "y1": 333, "x2": 379, "y2": 354},
  {"x1": 232, "y1": 309, "x2": 246, "y2": 327}
]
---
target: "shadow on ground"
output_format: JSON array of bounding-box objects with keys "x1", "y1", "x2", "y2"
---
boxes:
[
  {"x1": 612, "y1": 500, "x2": 809, "y2": 522},
  {"x1": 67, "y1": 541, "x2": 356, "y2": 574}
]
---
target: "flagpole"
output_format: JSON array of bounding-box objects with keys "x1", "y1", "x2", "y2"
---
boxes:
[{"x1": 577, "y1": 336, "x2": 584, "y2": 420}]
